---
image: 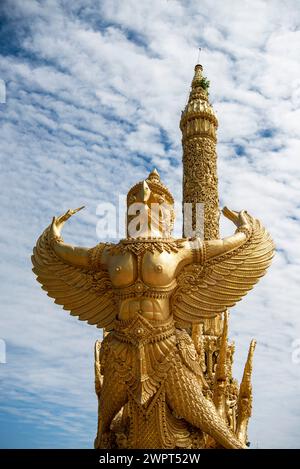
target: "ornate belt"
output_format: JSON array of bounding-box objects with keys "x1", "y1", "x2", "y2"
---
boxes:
[{"x1": 112, "y1": 314, "x2": 175, "y2": 346}]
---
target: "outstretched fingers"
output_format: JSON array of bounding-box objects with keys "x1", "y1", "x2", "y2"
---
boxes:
[{"x1": 57, "y1": 206, "x2": 85, "y2": 225}]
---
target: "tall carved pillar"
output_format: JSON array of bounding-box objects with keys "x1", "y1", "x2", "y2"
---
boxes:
[{"x1": 180, "y1": 64, "x2": 219, "y2": 240}]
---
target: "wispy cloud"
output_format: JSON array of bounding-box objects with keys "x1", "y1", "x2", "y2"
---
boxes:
[{"x1": 0, "y1": 0, "x2": 300, "y2": 448}]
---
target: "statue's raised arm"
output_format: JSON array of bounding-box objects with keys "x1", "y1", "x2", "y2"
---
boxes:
[
  {"x1": 205, "y1": 208, "x2": 251, "y2": 260},
  {"x1": 32, "y1": 207, "x2": 116, "y2": 330},
  {"x1": 49, "y1": 206, "x2": 91, "y2": 267}
]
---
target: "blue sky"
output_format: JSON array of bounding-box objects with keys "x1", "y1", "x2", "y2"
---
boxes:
[{"x1": 0, "y1": 0, "x2": 300, "y2": 448}]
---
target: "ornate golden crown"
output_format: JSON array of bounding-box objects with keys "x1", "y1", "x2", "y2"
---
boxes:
[{"x1": 127, "y1": 169, "x2": 174, "y2": 206}]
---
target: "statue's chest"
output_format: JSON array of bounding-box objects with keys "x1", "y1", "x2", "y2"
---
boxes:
[{"x1": 107, "y1": 251, "x2": 177, "y2": 288}]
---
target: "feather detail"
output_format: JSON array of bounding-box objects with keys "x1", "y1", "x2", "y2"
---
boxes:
[
  {"x1": 171, "y1": 214, "x2": 275, "y2": 323},
  {"x1": 32, "y1": 226, "x2": 116, "y2": 329}
]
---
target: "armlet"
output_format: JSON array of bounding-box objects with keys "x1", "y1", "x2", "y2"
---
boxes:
[
  {"x1": 88, "y1": 243, "x2": 107, "y2": 270},
  {"x1": 191, "y1": 238, "x2": 206, "y2": 264}
]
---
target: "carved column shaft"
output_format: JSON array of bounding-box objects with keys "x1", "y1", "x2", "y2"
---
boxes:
[{"x1": 181, "y1": 64, "x2": 219, "y2": 240}]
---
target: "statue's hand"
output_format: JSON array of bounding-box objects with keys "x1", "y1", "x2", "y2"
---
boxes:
[
  {"x1": 222, "y1": 207, "x2": 249, "y2": 229},
  {"x1": 50, "y1": 206, "x2": 85, "y2": 240}
]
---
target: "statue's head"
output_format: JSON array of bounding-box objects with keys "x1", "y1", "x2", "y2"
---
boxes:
[{"x1": 126, "y1": 169, "x2": 175, "y2": 239}]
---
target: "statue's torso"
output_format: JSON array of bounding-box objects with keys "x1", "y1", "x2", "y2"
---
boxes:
[{"x1": 103, "y1": 243, "x2": 193, "y2": 321}]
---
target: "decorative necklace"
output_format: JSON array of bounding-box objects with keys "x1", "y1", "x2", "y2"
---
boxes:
[{"x1": 107, "y1": 238, "x2": 185, "y2": 256}]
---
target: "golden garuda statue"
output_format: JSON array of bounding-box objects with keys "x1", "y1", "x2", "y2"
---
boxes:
[{"x1": 32, "y1": 64, "x2": 275, "y2": 449}]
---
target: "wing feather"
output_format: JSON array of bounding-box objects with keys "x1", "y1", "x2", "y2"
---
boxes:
[
  {"x1": 32, "y1": 226, "x2": 116, "y2": 329},
  {"x1": 172, "y1": 215, "x2": 275, "y2": 323}
]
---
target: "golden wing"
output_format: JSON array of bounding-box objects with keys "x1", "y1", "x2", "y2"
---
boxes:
[
  {"x1": 171, "y1": 215, "x2": 275, "y2": 324},
  {"x1": 32, "y1": 226, "x2": 116, "y2": 329}
]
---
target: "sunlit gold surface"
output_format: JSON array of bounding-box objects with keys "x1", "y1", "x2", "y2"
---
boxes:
[{"x1": 32, "y1": 66, "x2": 275, "y2": 449}]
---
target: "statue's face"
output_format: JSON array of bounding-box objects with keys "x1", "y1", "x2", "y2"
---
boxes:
[{"x1": 127, "y1": 181, "x2": 174, "y2": 239}]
